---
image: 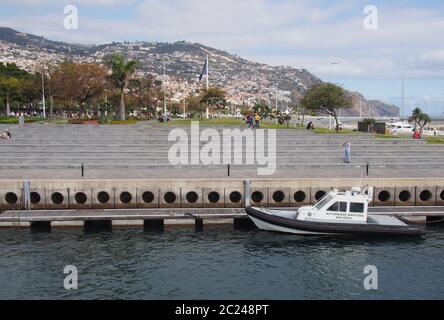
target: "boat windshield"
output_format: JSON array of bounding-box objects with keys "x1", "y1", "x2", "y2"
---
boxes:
[{"x1": 314, "y1": 194, "x2": 334, "y2": 210}]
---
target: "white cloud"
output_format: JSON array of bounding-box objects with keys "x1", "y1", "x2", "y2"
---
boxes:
[
  {"x1": 0, "y1": 0, "x2": 136, "y2": 6},
  {"x1": 0, "y1": 0, "x2": 444, "y2": 80}
]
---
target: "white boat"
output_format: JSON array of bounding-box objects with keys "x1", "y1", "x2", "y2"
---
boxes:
[
  {"x1": 389, "y1": 121, "x2": 414, "y2": 135},
  {"x1": 246, "y1": 187, "x2": 425, "y2": 237}
]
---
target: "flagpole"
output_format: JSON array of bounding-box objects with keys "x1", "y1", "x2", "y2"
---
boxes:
[
  {"x1": 163, "y1": 62, "x2": 167, "y2": 115},
  {"x1": 206, "y1": 55, "x2": 209, "y2": 90},
  {"x1": 206, "y1": 55, "x2": 209, "y2": 119}
]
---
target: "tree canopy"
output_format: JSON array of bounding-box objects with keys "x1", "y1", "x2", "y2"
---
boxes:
[
  {"x1": 105, "y1": 52, "x2": 141, "y2": 120},
  {"x1": 200, "y1": 87, "x2": 227, "y2": 110},
  {"x1": 50, "y1": 61, "x2": 108, "y2": 114},
  {"x1": 409, "y1": 107, "x2": 431, "y2": 131},
  {"x1": 0, "y1": 62, "x2": 40, "y2": 116},
  {"x1": 301, "y1": 83, "x2": 353, "y2": 132},
  {"x1": 252, "y1": 101, "x2": 273, "y2": 118}
]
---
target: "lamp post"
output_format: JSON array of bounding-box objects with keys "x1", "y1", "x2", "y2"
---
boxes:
[{"x1": 41, "y1": 71, "x2": 46, "y2": 118}]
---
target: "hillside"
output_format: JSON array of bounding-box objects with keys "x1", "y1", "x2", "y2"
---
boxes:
[{"x1": 0, "y1": 27, "x2": 399, "y2": 117}]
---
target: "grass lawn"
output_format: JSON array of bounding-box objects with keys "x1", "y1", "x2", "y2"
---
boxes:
[
  {"x1": 426, "y1": 137, "x2": 444, "y2": 144},
  {"x1": 0, "y1": 117, "x2": 46, "y2": 124},
  {"x1": 0, "y1": 117, "x2": 140, "y2": 125},
  {"x1": 375, "y1": 134, "x2": 409, "y2": 140},
  {"x1": 154, "y1": 118, "x2": 303, "y2": 130},
  {"x1": 376, "y1": 134, "x2": 444, "y2": 144},
  {"x1": 313, "y1": 128, "x2": 361, "y2": 135}
]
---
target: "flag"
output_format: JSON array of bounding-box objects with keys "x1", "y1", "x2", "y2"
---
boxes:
[{"x1": 199, "y1": 56, "x2": 208, "y2": 82}]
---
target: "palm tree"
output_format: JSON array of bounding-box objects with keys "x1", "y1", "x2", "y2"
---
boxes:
[
  {"x1": 409, "y1": 107, "x2": 432, "y2": 132},
  {"x1": 105, "y1": 53, "x2": 140, "y2": 120}
]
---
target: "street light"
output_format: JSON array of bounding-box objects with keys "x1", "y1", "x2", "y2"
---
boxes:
[
  {"x1": 329, "y1": 62, "x2": 339, "y2": 83},
  {"x1": 41, "y1": 72, "x2": 46, "y2": 118}
]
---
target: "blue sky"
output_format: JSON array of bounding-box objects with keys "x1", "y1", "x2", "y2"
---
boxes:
[{"x1": 0, "y1": 0, "x2": 443, "y2": 115}]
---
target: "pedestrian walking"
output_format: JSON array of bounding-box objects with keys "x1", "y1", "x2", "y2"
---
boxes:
[
  {"x1": 255, "y1": 113, "x2": 261, "y2": 129},
  {"x1": 343, "y1": 141, "x2": 351, "y2": 163},
  {"x1": 248, "y1": 113, "x2": 255, "y2": 129}
]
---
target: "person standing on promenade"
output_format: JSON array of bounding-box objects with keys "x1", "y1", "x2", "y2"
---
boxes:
[
  {"x1": 413, "y1": 130, "x2": 421, "y2": 140},
  {"x1": 255, "y1": 113, "x2": 262, "y2": 129},
  {"x1": 343, "y1": 141, "x2": 352, "y2": 163},
  {"x1": 248, "y1": 113, "x2": 255, "y2": 129}
]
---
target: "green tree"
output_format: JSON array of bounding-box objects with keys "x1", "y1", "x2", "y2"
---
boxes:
[
  {"x1": 200, "y1": 87, "x2": 227, "y2": 114},
  {"x1": 105, "y1": 53, "x2": 140, "y2": 120},
  {"x1": 409, "y1": 107, "x2": 431, "y2": 132},
  {"x1": 301, "y1": 83, "x2": 353, "y2": 132},
  {"x1": 185, "y1": 95, "x2": 204, "y2": 118},
  {"x1": 362, "y1": 118, "x2": 377, "y2": 133},
  {"x1": 51, "y1": 62, "x2": 108, "y2": 115},
  {"x1": 0, "y1": 76, "x2": 20, "y2": 116},
  {"x1": 275, "y1": 109, "x2": 292, "y2": 127},
  {"x1": 0, "y1": 62, "x2": 29, "y2": 78},
  {"x1": 0, "y1": 63, "x2": 49, "y2": 117},
  {"x1": 253, "y1": 101, "x2": 272, "y2": 118}
]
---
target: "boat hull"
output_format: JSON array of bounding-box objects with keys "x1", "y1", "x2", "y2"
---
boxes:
[{"x1": 246, "y1": 207, "x2": 425, "y2": 237}]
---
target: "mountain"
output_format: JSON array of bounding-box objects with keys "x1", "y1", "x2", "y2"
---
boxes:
[{"x1": 0, "y1": 27, "x2": 399, "y2": 117}]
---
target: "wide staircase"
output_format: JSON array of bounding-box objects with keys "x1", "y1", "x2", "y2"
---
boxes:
[{"x1": 0, "y1": 123, "x2": 442, "y2": 179}]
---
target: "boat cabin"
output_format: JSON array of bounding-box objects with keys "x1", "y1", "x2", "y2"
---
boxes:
[{"x1": 298, "y1": 187, "x2": 374, "y2": 223}]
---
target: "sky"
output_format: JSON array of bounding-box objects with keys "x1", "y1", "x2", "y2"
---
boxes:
[{"x1": 0, "y1": 0, "x2": 443, "y2": 115}]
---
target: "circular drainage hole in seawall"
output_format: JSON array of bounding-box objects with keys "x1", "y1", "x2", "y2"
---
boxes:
[
  {"x1": 251, "y1": 191, "x2": 264, "y2": 203},
  {"x1": 293, "y1": 191, "x2": 306, "y2": 203},
  {"x1": 51, "y1": 192, "x2": 64, "y2": 205},
  {"x1": 5, "y1": 192, "x2": 18, "y2": 205},
  {"x1": 164, "y1": 192, "x2": 177, "y2": 204},
  {"x1": 229, "y1": 191, "x2": 242, "y2": 203},
  {"x1": 315, "y1": 191, "x2": 326, "y2": 201},
  {"x1": 120, "y1": 192, "x2": 133, "y2": 204},
  {"x1": 420, "y1": 190, "x2": 433, "y2": 202},
  {"x1": 98, "y1": 192, "x2": 110, "y2": 204},
  {"x1": 378, "y1": 191, "x2": 391, "y2": 203},
  {"x1": 142, "y1": 191, "x2": 155, "y2": 204},
  {"x1": 272, "y1": 191, "x2": 285, "y2": 203},
  {"x1": 208, "y1": 192, "x2": 220, "y2": 204},
  {"x1": 186, "y1": 192, "x2": 199, "y2": 204},
  {"x1": 30, "y1": 192, "x2": 41, "y2": 204},
  {"x1": 399, "y1": 191, "x2": 411, "y2": 202},
  {"x1": 75, "y1": 192, "x2": 88, "y2": 205}
]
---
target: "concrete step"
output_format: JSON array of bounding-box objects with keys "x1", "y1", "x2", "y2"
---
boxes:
[
  {"x1": 1, "y1": 157, "x2": 443, "y2": 164},
  {"x1": 3, "y1": 151, "x2": 444, "y2": 156}
]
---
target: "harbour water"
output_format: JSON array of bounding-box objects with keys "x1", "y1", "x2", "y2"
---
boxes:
[{"x1": 0, "y1": 225, "x2": 443, "y2": 300}]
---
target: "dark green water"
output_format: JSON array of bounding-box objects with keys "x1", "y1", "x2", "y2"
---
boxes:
[{"x1": 0, "y1": 225, "x2": 443, "y2": 300}]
